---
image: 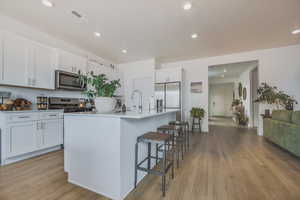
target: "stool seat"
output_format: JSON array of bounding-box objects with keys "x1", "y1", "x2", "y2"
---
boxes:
[
  {"x1": 157, "y1": 124, "x2": 178, "y2": 131},
  {"x1": 169, "y1": 121, "x2": 188, "y2": 126},
  {"x1": 138, "y1": 132, "x2": 172, "y2": 143}
]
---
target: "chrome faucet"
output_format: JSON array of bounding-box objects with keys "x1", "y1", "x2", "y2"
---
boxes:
[{"x1": 131, "y1": 89, "x2": 143, "y2": 113}]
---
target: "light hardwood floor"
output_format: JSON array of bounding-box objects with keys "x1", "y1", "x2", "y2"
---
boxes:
[{"x1": 1, "y1": 126, "x2": 300, "y2": 200}]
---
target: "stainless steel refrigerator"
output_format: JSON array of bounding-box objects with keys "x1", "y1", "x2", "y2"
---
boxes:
[{"x1": 155, "y1": 82, "x2": 182, "y2": 119}]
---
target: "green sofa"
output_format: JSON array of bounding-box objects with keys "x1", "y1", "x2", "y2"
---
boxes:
[{"x1": 264, "y1": 110, "x2": 300, "y2": 157}]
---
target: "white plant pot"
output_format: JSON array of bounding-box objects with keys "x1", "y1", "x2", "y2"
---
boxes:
[{"x1": 94, "y1": 97, "x2": 116, "y2": 113}]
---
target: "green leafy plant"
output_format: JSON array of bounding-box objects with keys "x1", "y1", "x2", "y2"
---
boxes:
[
  {"x1": 232, "y1": 99, "x2": 242, "y2": 107},
  {"x1": 190, "y1": 107, "x2": 205, "y2": 119},
  {"x1": 79, "y1": 71, "x2": 121, "y2": 99},
  {"x1": 254, "y1": 83, "x2": 298, "y2": 110}
]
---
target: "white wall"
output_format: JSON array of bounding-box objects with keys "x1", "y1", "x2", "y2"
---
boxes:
[
  {"x1": 162, "y1": 45, "x2": 300, "y2": 135},
  {"x1": 209, "y1": 83, "x2": 234, "y2": 117},
  {"x1": 118, "y1": 59, "x2": 156, "y2": 110},
  {"x1": 0, "y1": 15, "x2": 117, "y2": 103}
]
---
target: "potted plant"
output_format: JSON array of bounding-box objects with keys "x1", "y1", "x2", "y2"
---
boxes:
[
  {"x1": 79, "y1": 71, "x2": 121, "y2": 113},
  {"x1": 254, "y1": 82, "x2": 298, "y2": 112},
  {"x1": 190, "y1": 107, "x2": 205, "y2": 120}
]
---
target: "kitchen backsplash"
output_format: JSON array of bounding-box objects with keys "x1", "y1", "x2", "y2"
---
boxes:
[{"x1": 0, "y1": 85, "x2": 85, "y2": 104}]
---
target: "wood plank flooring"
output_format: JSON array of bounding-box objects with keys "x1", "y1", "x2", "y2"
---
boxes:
[{"x1": 1, "y1": 125, "x2": 300, "y2": 200}]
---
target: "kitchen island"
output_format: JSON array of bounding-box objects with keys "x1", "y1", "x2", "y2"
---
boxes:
[{"x1": 64, "y1": 109, "x2": 178, "y2": 200}]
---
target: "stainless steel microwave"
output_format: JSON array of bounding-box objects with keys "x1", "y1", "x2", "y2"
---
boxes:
[{"x1": 55, "y1": 70, "x2": 86, "y2": 91}]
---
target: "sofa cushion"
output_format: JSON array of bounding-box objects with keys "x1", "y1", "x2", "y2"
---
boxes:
[
  {"x1": 272, "y1": 110, "x2": 293, "y2": 123},
  {"x1": 292, "y1": 111, "x2": 300, "y2": 125}
]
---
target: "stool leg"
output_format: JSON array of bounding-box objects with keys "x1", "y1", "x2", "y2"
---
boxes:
[
  {"x1": 134, "y1": 142, "x2": 138, "y2": 188},
  {"x1": 162, "y1": 141, "x2": 167, "y2": 197},
  {"x1": 155, "y1": 143, "x2": 159, "y2": 165},
  {"x1": 170, "y1": 141, "x2": 174, "y2": 179},
  {"x1": 186, "y1": 124, "x2": 190, "y2": 150},
  {"x1": 147, "y1": 143, "x2": 151, "y2": 172}
]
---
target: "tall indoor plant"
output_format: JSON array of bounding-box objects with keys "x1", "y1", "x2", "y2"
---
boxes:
[{"x1": 79, "y1": 71, "x2": 121, "y2": 113}]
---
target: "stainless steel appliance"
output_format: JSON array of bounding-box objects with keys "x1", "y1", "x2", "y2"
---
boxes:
[
  {"x1": 155, "y1": 82, "x2": 181, "y2": 120},
  {"x1": 155, "y1": 82, "x2": 181, "y2": 109},
  {"x1": 55, "y1": 70, "x2": 86, "y2": 91},
  {"x1": 48, "y1": 97, "x2": 93, "y2": 113}
]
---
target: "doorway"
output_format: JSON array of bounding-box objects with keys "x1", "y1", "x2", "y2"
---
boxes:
[{"x1": 208, "y1": 61, "x2": 259, "y2": 129}]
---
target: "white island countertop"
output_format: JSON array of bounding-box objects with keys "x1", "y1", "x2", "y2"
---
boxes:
[{"x1": 64, "y1": 109, "x2": 179, "y2": 119}]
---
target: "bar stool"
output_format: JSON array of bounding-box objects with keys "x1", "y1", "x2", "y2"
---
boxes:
[
  {"x1": 169, "y1": 121, "x2": 190, "y2": 151},
  {"x1": 157, "y1": 125, "x2": 184, "y2": 168},
  {"x1": 134, "y1": 132, "x2": 174, "y2": 197}
]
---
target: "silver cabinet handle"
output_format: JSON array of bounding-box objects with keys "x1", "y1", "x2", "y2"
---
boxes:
[
  {"x1": 37, "y1": 121, "x2": 40, "y2": 130},
  {"x1": 18, "y1": 116, "x2": 30, "y2": 119},
  {"x1": 48, "y1": 114, "x2": 58, "y2": 117}
]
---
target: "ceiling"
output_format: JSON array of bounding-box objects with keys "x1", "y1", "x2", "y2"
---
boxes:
[
  {"x1": 208, "y1": 61, "x2": 258, "y2": 79},
  {"x1": 0, "y1": 0, "x2": 299, "y2": 63}
]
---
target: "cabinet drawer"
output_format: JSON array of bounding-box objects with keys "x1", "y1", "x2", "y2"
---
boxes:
[
  {"x1": 40, "y1": 112, "x2": 63, "y2": 120},
  {"x1": 7, "y1": 113, "x2": 38, "y2": 123}
]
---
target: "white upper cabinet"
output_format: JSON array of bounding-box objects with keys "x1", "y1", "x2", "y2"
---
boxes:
[
  {"x1": 2, "y1": 32, "x2": 29, "y2": 86},
  {"x1": 0, "y1": 31, "x2": 57, "y2": 89},
  {"x1": 155, "y1": 67, "x2": 182, "y2": 83},
  {"x1": 0, "y1": 32, "x2": 3, "y2": 82},
  {"x1": 30, "y1": 42, "x2": 57, "y2": 89},
  {"x1": 87, "y1": 61, "x2": 102, "y2": 75},
  {"x1": 57, "y1": 49, "x2": 87, "y2": 74}
]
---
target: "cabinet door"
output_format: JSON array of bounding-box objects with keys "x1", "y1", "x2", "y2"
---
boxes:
[
  {"x1": 0, "y1": 32, "x2": 3, "y2": 82},
  {"x1": 57, "y1": 50, "x2": 75, "y2": 73},
  {"x1": 32, "y1": 43, "x2": 56, "y2": 89},
  {"x1": 74, "y1": 55, "x2": 87, "y2": 74},
  {"x1": 41, "y1": 119, "x2": 63, "y2": 148},
  {"x1": 6, "y1": 122, "x2": 38, "y2": 157},
  {"x1": 87, "y1": 61, "x2": 102, "y2": 75},
  {"x1": 155, "y1": 70, "x2": 168, "y2": 83},
  {"x1": 2, "y1": 33, "x2": 29, "y2": 86}
]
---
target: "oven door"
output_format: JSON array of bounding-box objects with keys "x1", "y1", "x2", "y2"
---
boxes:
[{"x1": 55, "y1": 70, "x2": 86, "y2": 91}]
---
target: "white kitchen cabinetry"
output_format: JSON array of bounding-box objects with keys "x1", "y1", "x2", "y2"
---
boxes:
[
  {"x1": 155, "y1": 67, "x2": 182, "y2": 83},
  {"x1": 87, "y1": 61, "x2": 102, "y2": 75},
  {"x1": 57, "y1": 49, "x2": 87, "y2": 73},
  {"x1": 30, "y1": 42, "x2": 57, "y2": 89},
  {"x1": 0, "y1": 111, "x2": 64, "y2": 166},
  {"x1": 0, "y1": 32, "x2": 3, "y2": 82},
  {"x1": 2, "y1": 32, "x2": 29, "y2": 86},
  {"x1": 6, "y1": 121, "x2": 38, "y2": 158},
  {"x1": 0, "y1": 31, "x2": 57, "y2": 89},
  {"x1": 40, "y1": 119, "x2": 63, "y2": 149}
]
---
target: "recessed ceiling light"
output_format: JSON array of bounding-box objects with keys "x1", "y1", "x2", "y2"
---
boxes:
[
  {"x1": 122, "y1": 49, "x2": 127, "y2": 54},
  {"x1": 191, "y1": 33, "x2": 198, "y2": 39},
  {"x1": 94, "y1": 32, "x2": 101, "y2": 37},
  {"x1": 292, "y1": 29, "x2": 300, "y2": 35},
  {"x1": 183, "y1": 2, "x2": 192, "y2": 10},
  {"x1": 224, "y1": 69, "x2": 227, "y2": 73},
  {"x1": 41, "y1": 0, "x2": 54, "y2": 7}
]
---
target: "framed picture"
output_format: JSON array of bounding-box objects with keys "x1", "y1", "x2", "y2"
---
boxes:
[{"x1": 191, "y1": 81, "x2": 203, "y2": 93}]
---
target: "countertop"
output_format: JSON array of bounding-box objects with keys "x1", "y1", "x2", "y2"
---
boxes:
[
  {"x1": 64, "y1": 109, "x2": 179, "y2": 119},
  {"x1": 0, "y1": 109, "x2": 64, "y2": 114}
]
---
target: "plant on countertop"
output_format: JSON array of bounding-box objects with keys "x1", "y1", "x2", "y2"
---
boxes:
[
  {"x1": 79, "y1": 71, "x2": 121, "y2": 99},
  {"x1": 254, "y1": 82, "x2": 298, "y2": 110},
  {"x1": 190, "y1": 107, "x2": 205, "y2": 120}
]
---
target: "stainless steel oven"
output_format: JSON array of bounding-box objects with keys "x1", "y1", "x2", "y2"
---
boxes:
[{"x1": 55, "y1": 70, "x2": 86, "y2": 91}]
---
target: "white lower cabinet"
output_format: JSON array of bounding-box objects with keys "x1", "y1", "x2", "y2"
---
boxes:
[
  {"x1": 0, "y1": 111, "x2": 64, "y2": 165},
  {"x1": 39, "y1": 119, "x2": 63, "y2": 149},
  {"x1": 6, "y1": 121, "x2": 38, "y2": 158}
]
